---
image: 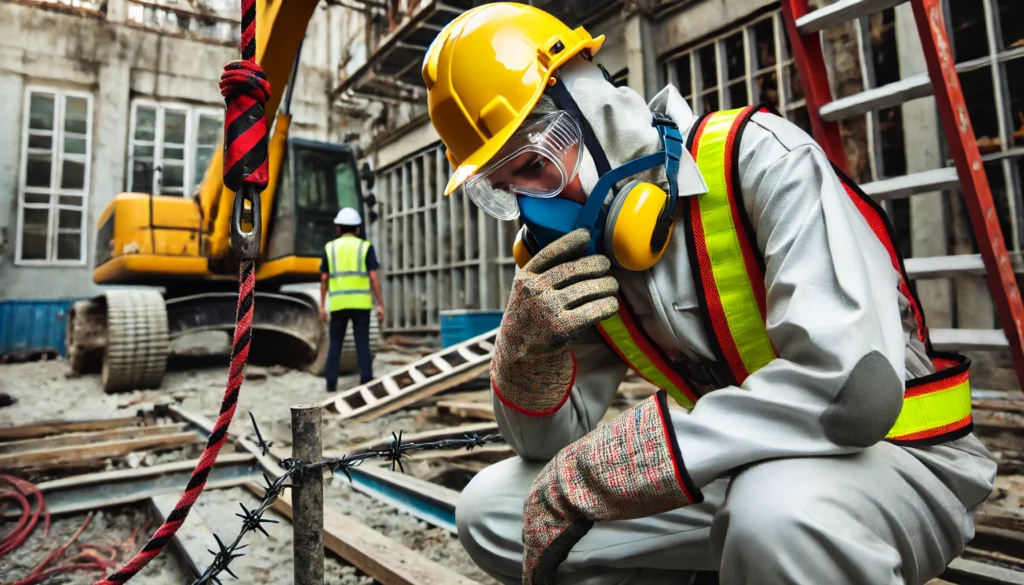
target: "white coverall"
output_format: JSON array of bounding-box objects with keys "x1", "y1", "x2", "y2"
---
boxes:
[{"x1": 456, "y1": 70, "x2": 998, "y2": 585}]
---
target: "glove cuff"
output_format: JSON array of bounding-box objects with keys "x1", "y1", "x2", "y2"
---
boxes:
[
  {"x1": 651, "y1": 389, "x2": 702, "y2": 506},
  {"x1": 491, "y1": 346, "x2": 576, "y2": 416}
]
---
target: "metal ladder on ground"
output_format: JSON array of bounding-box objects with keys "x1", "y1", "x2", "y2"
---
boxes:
[{"x1": 780, "y1": 0, "x2": 1024, "y2": 389}]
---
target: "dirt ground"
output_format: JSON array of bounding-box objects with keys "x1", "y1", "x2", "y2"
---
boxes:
[
  {"x1": 1, "y1": 505, "x2": 190, "y2": 584},
  {"x1": 0, "y1": 337, "x2": 500, "y2": 585}
]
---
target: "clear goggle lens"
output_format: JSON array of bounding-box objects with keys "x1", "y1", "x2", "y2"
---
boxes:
[{"x1": 462, "y1": 111, "x2": 584, "y2": 221}]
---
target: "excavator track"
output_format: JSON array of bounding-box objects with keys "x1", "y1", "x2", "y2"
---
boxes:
[
  {"x1": 101, "y1": 289, "x2": 170, "y2": 392},
  {"x1": 66, "y1": 287, "x2": 378, "y2": 392}
]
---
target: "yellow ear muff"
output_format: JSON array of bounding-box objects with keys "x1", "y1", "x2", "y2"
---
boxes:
[
  {"x1": 512, "y1": 224, "x2": 537, "y2": 269},
  {"x1": 603, "y1": 180, "x2": 674, "y2": 272}
]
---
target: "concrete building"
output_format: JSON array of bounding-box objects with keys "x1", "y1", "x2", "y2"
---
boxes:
[
  {"x1": 2, "y1": 0, "x2": 1022, "y2": 385},
  {"x1": 0, "y1": 0, "x2": 344, "y2": 298}
]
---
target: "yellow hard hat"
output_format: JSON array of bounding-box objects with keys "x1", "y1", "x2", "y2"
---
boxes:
[{"x1": 422, "y1": 3, "x2": 604, "y2": 196}]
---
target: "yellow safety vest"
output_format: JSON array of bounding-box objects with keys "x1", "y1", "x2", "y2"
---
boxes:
[
  {"x1": 326, "y1": 235, "x2": 373, "y2": 312},
  {"x1": 516, "y1": 103, "x2": 973, "y2": 446}
]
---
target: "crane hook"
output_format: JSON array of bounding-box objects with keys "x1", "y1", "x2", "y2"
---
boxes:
[{"x1": 231, "y1": 184, "x2": 261, "y2": 260}]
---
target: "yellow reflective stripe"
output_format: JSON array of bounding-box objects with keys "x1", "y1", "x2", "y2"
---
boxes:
[
  {"x1": 596, "y1": 310, "x2": 697, "y2": 410},
  {"x1": 694, "y1": 110, "x2": 776, "y2": 376},
  {"x1": 886, "y1": 377, "x2": 972, "y2": 440}
]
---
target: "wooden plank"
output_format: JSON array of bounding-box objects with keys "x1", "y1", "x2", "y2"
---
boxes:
[
  {"x1": 436, "y1": 400, "x2": 495, "y2": 421},
  {"x1": 0, "y1": 423, "x2": 188, "y2": 454},
  {"x1": 151, "y1": 493, "x2": 221, "y2": 577},
  {"x1": 248, "y1": 484, "x2": 481, "y2": 585},
  {"x1": 0, "y1": 416, "x2": 141, "y2": 441},
  {"x1": 944, "y1": 557, "x2": 1024, "y2": 585},
  {"x1": 37, "y1": 453, "x2": 254, "y2": 492},
  {"x1": 0, "y1": 432, "x2": 202, "y2": 468}
]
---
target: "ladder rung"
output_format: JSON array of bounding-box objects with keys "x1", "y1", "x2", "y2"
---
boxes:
[
  {"x1": 904, "y1": 255, "x2": 985, "y2": 278},
  {"x1": 860, "y1": 168, "x2": 960, "y2": 201},
  {"x1": 820, "y1": 73, "x2": 931, "y2": 122},
  {"x1": 796, "y1": 0, "x2": 907, "y2": 35},
  {"x1": 930, "y1": 328, "x2": 1008, "y2": 351},
  {"x1": 905, "y1": 253, "x2": 1024, "y2": 278}
]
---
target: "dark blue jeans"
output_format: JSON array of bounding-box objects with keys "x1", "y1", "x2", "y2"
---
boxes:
[{"x1": 324, "y1": 309, "x2": 372, "y2": 390}]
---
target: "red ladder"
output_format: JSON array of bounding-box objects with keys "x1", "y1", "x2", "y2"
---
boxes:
[{"x1": 780, "y1": 0, "x2": 1024, "y2": 389}]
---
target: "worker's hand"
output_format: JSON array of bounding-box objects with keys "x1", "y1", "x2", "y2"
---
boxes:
[
  {"x1": 376, "y1": 305, "x2": 385, "y2": 324},
  {"x1": 321, "y1": 308, "x2": 329, "y2": 324},
  {"x1": 522, "y1": 391, "x2": 699, "y2": 585},
  {"x1": 491, "y1": 229, "x2": 619, "y2": 414}
]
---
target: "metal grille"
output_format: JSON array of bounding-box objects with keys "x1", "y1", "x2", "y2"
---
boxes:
[{"x1": 377, "y1": 145, "x2": 518, "y2": 334}]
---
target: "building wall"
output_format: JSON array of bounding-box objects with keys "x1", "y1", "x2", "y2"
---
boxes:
[{"x1": 0, "y1": 0, "x2": 338, "y2": 299}]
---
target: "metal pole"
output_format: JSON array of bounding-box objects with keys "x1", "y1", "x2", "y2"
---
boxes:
[{"x1": 291, "y1": 403, "x2": 324, "y2": 585}]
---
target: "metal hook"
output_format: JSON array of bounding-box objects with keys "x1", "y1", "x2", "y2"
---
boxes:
[{"x1": 231, "y1": 183, "x2": 261, "y2": 260}]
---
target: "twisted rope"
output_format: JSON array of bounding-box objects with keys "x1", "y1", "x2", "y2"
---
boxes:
[{"x1": 93, "y1": 1, "x2": 267, "y2": 582}]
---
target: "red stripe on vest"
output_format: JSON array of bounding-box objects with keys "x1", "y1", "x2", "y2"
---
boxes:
[
  {"x1": 890, "y1": 414, "x2": 972, "y2": 442},
  {"x1": 841, "y1": 183, "x2": 928, "y2": 343}
]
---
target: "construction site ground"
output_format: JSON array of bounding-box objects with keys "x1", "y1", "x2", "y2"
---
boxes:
[
  {"x1": 4, "y1": 332, "x2": 1024, "y2": 584},
  {"x1": 0, "y1": 332, "x2": 504, "y2": 584}
]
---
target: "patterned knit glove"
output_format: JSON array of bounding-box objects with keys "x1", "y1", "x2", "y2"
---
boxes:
[
  {"x1": 492, "y1": 228, "x2": 619, "y2": 415},
  {"x1": 522, "y1": 390, "x2": 702, "y2": 585}
]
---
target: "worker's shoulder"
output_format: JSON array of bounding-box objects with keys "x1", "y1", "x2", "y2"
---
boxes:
[{"x1": 736, "y1": 110, "x2": 824, "y2": 165}]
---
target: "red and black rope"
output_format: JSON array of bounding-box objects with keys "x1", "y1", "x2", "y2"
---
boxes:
[{"x1": 94, "y1": 1, "x2": 268, "y2": 582}]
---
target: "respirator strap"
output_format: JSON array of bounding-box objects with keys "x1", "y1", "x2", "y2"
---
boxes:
[
  {"x1": 653, "y1": 113, "x2": 683, "y2": 218},
  {"x1": 547, "y1": 77, "x2": 612, "y2": 177}
]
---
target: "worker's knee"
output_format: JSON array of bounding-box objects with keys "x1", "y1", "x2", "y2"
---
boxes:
[
  {"x1": 711, "y1": 459, "x2": 843, "y2": 569},
  {"x1": 456, "y1": 456, "x2": 545, "y2": 580}
]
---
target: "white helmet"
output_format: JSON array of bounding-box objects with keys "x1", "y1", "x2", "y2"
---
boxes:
[{"x1": 333, "y1": 207, "x2": 362, "y2": 226}]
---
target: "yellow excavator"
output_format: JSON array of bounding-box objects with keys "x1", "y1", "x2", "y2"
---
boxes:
[{"x1": 66, "y1": 0, "x2": 381, "y2": 392}]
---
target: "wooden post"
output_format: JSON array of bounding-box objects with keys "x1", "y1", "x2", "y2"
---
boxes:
[{"x1": 291, "y1": 404, "x2": 324, "y2": 585}]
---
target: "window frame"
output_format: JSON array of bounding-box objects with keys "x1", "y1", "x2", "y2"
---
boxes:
[
  {"x1": 661, "y1": 12, "x2": 808, "y2": 128},
  {"x1": 127, "y1": 98, "x2": 224, "y2": 198},
  {"x1": 15, "y1": 85, "x2": 94, "y2": 267}
]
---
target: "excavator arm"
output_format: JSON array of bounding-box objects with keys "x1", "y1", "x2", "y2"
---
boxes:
[{"x1": 198, "y1": 0, "x2": 321, "y2": 268}]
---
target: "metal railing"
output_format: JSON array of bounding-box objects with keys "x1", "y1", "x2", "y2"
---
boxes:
[{"x1": 376, "y1": 144, "x2": 517, "y2": 334}]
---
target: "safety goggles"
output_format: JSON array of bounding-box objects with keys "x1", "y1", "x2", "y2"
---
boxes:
[{"x1": 462, "y1": 111, "x2": 584, "y2": 220}]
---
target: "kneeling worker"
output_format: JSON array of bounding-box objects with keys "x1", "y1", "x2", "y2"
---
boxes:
[
  {"x1": 320, "y1": 207, "x2": 384, "y2": 390},
  {"x1": 422, "y1": 4, "x2": 996, "y2": 585}
]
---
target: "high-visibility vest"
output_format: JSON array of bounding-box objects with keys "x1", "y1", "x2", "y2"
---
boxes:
[
  {"x1": 326, "y1": 235, "x2": 373, "y2": 312},
  {"x1": 592, "y1": 104, "x2": 972, "y2": 446}
]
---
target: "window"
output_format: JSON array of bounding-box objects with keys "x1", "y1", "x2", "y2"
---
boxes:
[
  {"x1": 661, "y1": 12, "x2": 810, "y2": 135},
  {"x1": 946, "y1": 0, "x2": 1024, "y2": 252},
  {"x1": 127, "y1": 100, "x2": 223, "y2": 197},
  {"x1": 16, "y1": 87, "x2": 93, "y2": 265}
]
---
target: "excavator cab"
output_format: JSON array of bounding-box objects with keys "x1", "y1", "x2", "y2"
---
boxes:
[{"x1": 263, "y1": 138, "x2": 366, "y2": 274}]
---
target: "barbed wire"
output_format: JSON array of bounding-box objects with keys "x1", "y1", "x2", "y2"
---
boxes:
[{"x1": 190, "y1": 415, "x2": 505, "y2": 584}]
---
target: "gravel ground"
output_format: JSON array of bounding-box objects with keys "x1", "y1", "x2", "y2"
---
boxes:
[
  {"x1": 0, "y1": 341, "x2": 461, "y2": 453},
  {"x1": 1, "y1": 505, "x2": 190, "y2": 584},
  {"x1": 0, "y1": 341, "x2": 499, "y2": 585}
]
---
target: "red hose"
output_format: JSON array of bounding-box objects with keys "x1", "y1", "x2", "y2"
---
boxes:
[{"x1": 0, "y1": 475, "x2": 49, "y2": 557}]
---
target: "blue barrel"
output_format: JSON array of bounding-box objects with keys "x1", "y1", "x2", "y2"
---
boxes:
[
  {"x1": 0, "y1": 299, "x2": 79, "y2": 359},
  {"x1": 440, "y1": 310, "x2": 504, "y2": 348}
]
